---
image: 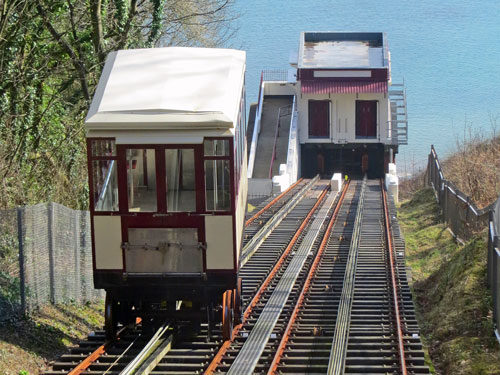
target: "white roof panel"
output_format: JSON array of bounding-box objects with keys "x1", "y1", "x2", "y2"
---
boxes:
[{"x1": 85, "y1": 47, "x2": 246, "y2": 130}]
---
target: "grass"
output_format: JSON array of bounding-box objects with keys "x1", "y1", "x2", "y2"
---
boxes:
[
  {"x1": 0, "y1": 301, "x2": 103, "y2": 375},
  {"x1": 398, "y1": 188, "x2": 500, "y2": 374}
]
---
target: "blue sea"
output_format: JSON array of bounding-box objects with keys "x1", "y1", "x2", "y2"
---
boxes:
[{"x1": 231, "y1": 0, "x2": 500, "y2": 173}]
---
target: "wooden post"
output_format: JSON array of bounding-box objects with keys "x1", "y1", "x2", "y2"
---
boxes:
[{"x1": 17, "y1": 207, "x2": 26, "y2": 314}]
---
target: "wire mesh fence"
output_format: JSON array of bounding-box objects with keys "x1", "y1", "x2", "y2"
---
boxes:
[{"x1": 0, "y1": 202, "x2": 103, "y2": 318}]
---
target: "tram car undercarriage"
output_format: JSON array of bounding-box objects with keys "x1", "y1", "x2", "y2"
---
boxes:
[{"x1": 85, "y1": 47, "x2": 248, "y2": 340}]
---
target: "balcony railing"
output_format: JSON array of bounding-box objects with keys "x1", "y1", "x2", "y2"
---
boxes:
[{"x1": 262, "y1": 69, "x2": 288, "y2": 82}]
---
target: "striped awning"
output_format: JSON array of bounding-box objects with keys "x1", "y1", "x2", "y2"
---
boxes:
[{"x1": 301, "y1": 80, "x2": 388, "y2": 94}]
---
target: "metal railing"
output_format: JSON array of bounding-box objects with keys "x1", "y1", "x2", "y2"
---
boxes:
[
  {"x1": 247, "y1": 72, "x2": 264, "y2": 178},
  {"x1": 388, "y1": 81, "x2": 408, "y2": 145},
  {"x1": 268, "y1": 104, "x2": 293, "y2": 179},
  {"x1": 426, "y1": 145, "x2": 500, "y2": 341},
  {"x1": 262, "y1": 69, "x2": 288, "y2": 82},
  {"x1": 425, "y1": 145, "x2": 491, "y2": 240},
  {"x1": 488, "y1": 201, "x2": 500, "y2": 342},
  {"x1": 285, "y1": 98, "x2": 299, "y2": 186}
]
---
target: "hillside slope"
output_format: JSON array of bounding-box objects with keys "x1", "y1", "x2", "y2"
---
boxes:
[{"x1": 398, "y1": 189, "x2": 500, "y2": 374}]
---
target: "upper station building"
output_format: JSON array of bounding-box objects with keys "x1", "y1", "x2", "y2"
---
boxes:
[{"x1": 247, "y1": 31, "x2": 407, "y2": 192}]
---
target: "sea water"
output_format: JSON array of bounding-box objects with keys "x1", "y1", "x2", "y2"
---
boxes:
[{"x1": 231, "y1": 0, "x2": 500, "y2": 173}]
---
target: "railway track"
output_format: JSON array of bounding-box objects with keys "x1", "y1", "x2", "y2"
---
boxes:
[
  {"x1": 45, "y1": 178, "x2": 323, "y2": 375},
  {"x1": 46, "y1": 178, "x2": 430, "y2": 375}
]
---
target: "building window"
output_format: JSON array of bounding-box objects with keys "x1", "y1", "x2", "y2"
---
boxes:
[
  {"x1": 165, "y1": 149, "x2": 196, "y2": 212},
  {"x1": 126, "y1": 149, "x2": 157, "y2": 212}
]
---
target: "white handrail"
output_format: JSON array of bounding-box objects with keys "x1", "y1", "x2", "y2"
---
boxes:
[
  {"x1": 247, "y1": 79, "x2": 265, "y2": 178},
  {"x1": 285, "y1": 96, "x2": 298, "y2": 186}
]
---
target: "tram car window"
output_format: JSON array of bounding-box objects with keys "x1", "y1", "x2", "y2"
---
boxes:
[{"x1": 85, "y1": 47, "x2": 247, "y2": 339}]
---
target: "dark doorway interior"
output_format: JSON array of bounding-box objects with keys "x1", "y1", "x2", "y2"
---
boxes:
[{"x1": 300, "y1": 144, "x2": 385, "y2": 179}]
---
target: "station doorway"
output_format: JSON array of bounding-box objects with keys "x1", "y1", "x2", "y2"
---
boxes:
[{"x1": 300, "y1": 144, "x2": 387, "y2": 179}]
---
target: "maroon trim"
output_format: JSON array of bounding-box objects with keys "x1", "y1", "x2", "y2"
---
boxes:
[
  {"x1": 156, "y1": 148, "x2": 167, "y2": 213},
  {"x1": 87, "y1": 138, "x2": 119, "y2": 215},
  {"x1": 308, "y1": 100, "x2": 330, "y2": 138},
  {"x1": 202, "y1": 155, "x2": 230, "y2": 161},
  {"x1": 90, "y1": 208, "x2": 97, "y2": 272},
  {"x1": 117, "y1": 145, "x2": 128, "y2": 272},
  {"x1": 298, "y1": 68, "x2": 388, "y2": 81},
  {"x1": 302, "y1": 80, "x2": 387, "y2": 94},
  {"x1": 229, "y1": 137, "x2": 238, "y2": 271},
  {"x1": 143, "y1": 149, "x2": 148, "y2": 186},
  {"x1": 86, "y1": 138, "x2": 95, "y2": 213},
  {"x1": 202, "y1": 137, "x2": 233, "y2": 214},
  {"x1": 207, "y1": 269, "x2": 236, "y2": 274},
  {"x1": 87, "y1": 137, "x2": 117, "y2": 159},
  {"x1": 89, "y1": 138, "x2": 241, "y2": 275},
  {"x1": 355, "y1": 100, "x2": 378, "y2": 137},
  {"x1": 194, "y1": 144, "x2": 205, "y2": 213},
  {"x1": 94, "y1": 269, "x2": 123, "y2": 273}
]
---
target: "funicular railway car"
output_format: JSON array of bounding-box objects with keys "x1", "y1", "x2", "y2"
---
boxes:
[{"x1": 85, "y1": 47, "x2": 247, "y2": 340}]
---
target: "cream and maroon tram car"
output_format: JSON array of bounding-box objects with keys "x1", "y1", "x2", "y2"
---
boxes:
[{"x1": 85, "y1": 47, "x2": 248, "y2": 338}]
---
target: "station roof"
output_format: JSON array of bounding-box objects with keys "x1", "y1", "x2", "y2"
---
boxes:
[
  {"x1": 85, "y1": 47, "x2": 246, "y2": 131},
  {"x1": 298, "y1": 32, "x2": 388, "y2": 69}
]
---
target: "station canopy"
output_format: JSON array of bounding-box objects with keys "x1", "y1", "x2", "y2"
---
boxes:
[{"x1": 85, "y1": 47, "x2": 246, "y2": 131}]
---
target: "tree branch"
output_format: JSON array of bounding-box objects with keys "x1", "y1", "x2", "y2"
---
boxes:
[
  {"x1": 36, "y1": 2, "x2": 91, "y2": 101},
  {"x1": 89, "y1": 0, "x2": 105, "y2": 65},
  {"x1": 117, "y1": 0, "x2": 137, "y2": 50}
]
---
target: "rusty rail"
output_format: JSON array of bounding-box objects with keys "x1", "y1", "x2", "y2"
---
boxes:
[
  {"x1": 204, "y1": 184, "x2": 328, "y2": 375},
  {"x1": 267, "y1": 180, "x2": 350, "y2": 375},
  {"x1": 66, "y1": 319, "x2": 140, "y2": 375},
  {"x1": 245, "y1": 178, "x2": 303, "y2": 227},
  {"x1": 382, "y1": 180, "x2": 407, "y2": 375}
]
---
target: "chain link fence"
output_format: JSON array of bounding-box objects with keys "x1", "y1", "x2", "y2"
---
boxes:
[
  {"x1": 424, "y1": 145, "x2": 491, "y2": 241},
  {"x1": 0, "y1": 203, "x2": 103, "y2": 318}
]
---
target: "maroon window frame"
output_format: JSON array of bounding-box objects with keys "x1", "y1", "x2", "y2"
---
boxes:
[
  {"x1": 203, "y1": 137, "x2": 235, "y2": 214},
  {"x1": 308, "y1": 100, "x2": 330, "y2": 138},
  {"x1": 87, "y1": 138, "x2": 119, "y2": 215},
  {"x1": 355, "y1": 100, "x2": 378, "y2": 138}
]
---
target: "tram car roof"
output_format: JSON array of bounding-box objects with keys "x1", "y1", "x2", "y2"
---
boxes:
[{"x1": 85, "y1": 47, "x2": 246, "y2": 131}]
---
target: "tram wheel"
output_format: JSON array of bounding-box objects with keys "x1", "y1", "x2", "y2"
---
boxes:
[
  {"x1": 104, "y1": 293, "x2": 117, "y2": 340},
  {"x1": 222, "y1": 289, "x2": 233, "y2": 341},
  {"x1": 118, "y1": 301, "x2": 135, "y2": 326},
  {"x1": 233, "y1": 278, "x2": 242, "y2": 325}
]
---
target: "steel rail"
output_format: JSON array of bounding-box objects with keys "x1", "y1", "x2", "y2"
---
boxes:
[
  {"x1": 66, "y1": 319, "x2": 139, "y2": 375},
  {"x1": 204, "y1": 184, "x2": 329, "y2": 375},
  {"x1": 267, "y1": 180, "x2": 350, "y2": 375},
  {"x1": 119, "y1": 321, "x2": 171, "y2": 375},
  {"x1": 382, "y1": 180, "x2": 408, "y2": 375},
  {"x1": 327, "y1": 176, "x2": 367, "y2": 375},
  {"x1": 245, "y1": 177, "x2": 303, "y2": 227},
  {"x1": 240, "y1": 176, "x2": 319, "y2": 267},
  {"x1": 227, "y1": 189, "x2": 337, "y2": 375}
]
